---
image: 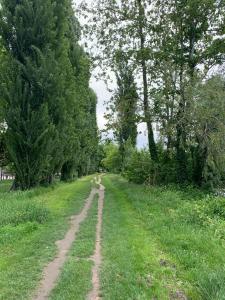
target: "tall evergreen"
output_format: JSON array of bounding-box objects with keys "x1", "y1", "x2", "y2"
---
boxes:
[
  {"x1": 61, "y1": 36, "x2": 99, "y2": 180},
  {"x1": 59, "y1": 5, "x2": 98, "y2": 181},
  {"x1": 0, "y1": 0, "x2": 98, "y2": 188},
  {"x1": 0, "y1": 0, "x2": 57, "y2": 189}
]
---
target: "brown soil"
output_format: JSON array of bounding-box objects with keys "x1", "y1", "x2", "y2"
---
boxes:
[
  {"x1": 33, "y1": 187, "x2": 98, "y2": 300},
  {"x1": 87, "y1": 180, "x2": 105, "y2": 300}
]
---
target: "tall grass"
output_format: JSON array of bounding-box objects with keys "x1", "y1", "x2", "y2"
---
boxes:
[
  {"x1": 0, "y1": 180, "x2": 12, "y2": 193},
  {"x1": 0, "y1": 185, "x2": 54, "y2": 227},
  {"x1": 0, "y1": 199, "x2": 49, "y2": 226},
  {"x1": 104, "y1": 175, "x2": 225, "y2": 299},
  {"x1": 0, "y1": 176, "x2": 93, "y2": 300}
]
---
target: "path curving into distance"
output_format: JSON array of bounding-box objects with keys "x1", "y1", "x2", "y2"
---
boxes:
[{"x1": 33, "y1": 176, "x2": 105, "y2": 300}]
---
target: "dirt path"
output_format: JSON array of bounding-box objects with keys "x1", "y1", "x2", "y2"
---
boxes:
[
  {"x1": 33, "y1": 185, "x2": 98, "y2": 300},
  {"x1": 87, "y1": 180, "x2": 105, "y2": 300}
]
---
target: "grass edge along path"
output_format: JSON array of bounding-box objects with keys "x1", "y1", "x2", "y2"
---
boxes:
[
  {"x1": 88, "y1": 178, "x2": 105, "y2": 300},
  {"x1": 33, "y1": 184, "x2": 99, "y2": 300},
  {"x1": 49, "y1": 194, "x2": 98, "y2": 300},
  {"x1": 101, "y1": 174, "x2": 188, "y2": 300},
  {"x1": 101, "y1": 174, "x2": 225, "y2": 300},
  {"x1": 0, "y1": 176, "x2": 94, "y2": 300},
  {"x1": 49, "y1": 175, "x2": 105, "y2": 300}
]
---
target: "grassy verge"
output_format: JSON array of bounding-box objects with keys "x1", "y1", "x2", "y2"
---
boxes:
[
  {"x1": 0, "y1": 176, "x2": 93, "y2": 300},
  {"x1": 50, "y1": 194, "x2": 99, "y2": 300},
  {"x1": 101, "y1": 174, "x2": 225, "y2": 300},
  {"x1": 0, "y1": 180, "x2": 12, "y2": 193}
]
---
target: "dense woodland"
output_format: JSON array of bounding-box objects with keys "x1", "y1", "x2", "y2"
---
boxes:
[
  {"x1": 0, "y1": 0, "x2": 99, "y2": 189},
  {"x1": 0, "y1": 0, "x2": 225, "y2": 190},
  {"x1": 81, "y1": 0, "x2": 225, "y2": 188}
]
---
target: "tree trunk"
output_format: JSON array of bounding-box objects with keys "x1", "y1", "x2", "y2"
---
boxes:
[
  {"x1": 175, "y1": 16, "x2": 188, "y2": 183},
  {"x1": 61, "y1": 161, "x2": 76, "y2": 182},
  {"x1": 136, "y1": 0, "x2": 158, "y2": 161},
  {"x1": 176, "y1": 79, "x2": 188, "y2": 183}
]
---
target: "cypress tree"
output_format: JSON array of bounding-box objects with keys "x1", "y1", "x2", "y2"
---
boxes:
[
  {"x1": 0, "y1": 0, "x2": 99, "y2": 187},
  {"x1": 0, "y1": 0, "x2": 57, "y2": 189},
  {"x1": 114, "y1": 58, "x2": 138, "y2": 155},
  {"x1": 59, "y1": 4, "x2": 98, "y2": 181}
]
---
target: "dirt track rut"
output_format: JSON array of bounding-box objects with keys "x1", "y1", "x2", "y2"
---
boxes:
[{"x1": 33, "y1": 177, "x2": 103, "y2": 300}]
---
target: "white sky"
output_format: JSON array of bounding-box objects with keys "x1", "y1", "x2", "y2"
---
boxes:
[{"x1": 74, "y1": 0, "x2": 148, "y2": 148}]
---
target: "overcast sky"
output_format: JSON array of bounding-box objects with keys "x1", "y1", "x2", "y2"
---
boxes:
[{"x1": 74, "y1": 0, "x2": 148, "y2": 148}]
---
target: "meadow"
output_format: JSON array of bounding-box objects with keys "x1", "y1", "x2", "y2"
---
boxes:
[
  {"x1": 0, "y1": 177, "x2": 93, "y2": 300},
  {"x1": 1, "y1": 175, "x2": 225, "y2": 299},
  {"x1": 101, "y1": 175, "x2": 225, "y2": 300}
]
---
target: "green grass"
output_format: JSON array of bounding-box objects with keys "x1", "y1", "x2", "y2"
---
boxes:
[
  {"x1": 0, "y1": 176, "x2": 94, "y2": 300},
  {"x1": 0, "y1": 180, "x2": 12, "y2": 193},
  {"x1": 50, "y1": 194, "x2": 99, "y2": 300},
  {"x1": 101, "y1": 174, "x2": 225, "y2": 300},
  {"x1": 2, "y1": 174, "x2": 225, "y2": 299}
]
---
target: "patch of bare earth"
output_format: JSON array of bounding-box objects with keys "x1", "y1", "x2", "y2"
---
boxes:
[
  {"x1": 87, "y1": 180, "x2": 105, "y2": 300},
  {"x1": 170, "y1": 291, "x2": 187, "y2": 300},
  {"x1": 33, "y1": 186, "x2": 98, "y2": 300}
]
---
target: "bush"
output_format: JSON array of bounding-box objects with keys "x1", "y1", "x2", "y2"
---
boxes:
[
  {"x1": 180, "y1": 196, "x2": 225, "y2": 240},
  {"x1": 206, "y1": 197, "x2": 225, "y2": 219},
  {"x1": 101, "y1": 143, "x2": 122, "y2": 173},
  {"x1": 123, "y1": 149, "x2": 153, "y2": 184}
]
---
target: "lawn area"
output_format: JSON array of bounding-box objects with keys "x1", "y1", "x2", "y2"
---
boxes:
[
  {"x1": 50, "y1": 194, "x2": 98, "y2": 300},
  {"x1": 0, "y1": 176, "x2": 93, "y2": 300},
  {"x1": 1, "y1": 174, "x2": 225, "y2": 300},
  {"x1": 0, "y1": 180, "x2": 12, "y2": 193},
  {"x1": 101, "y1": 174, "x2": 225, "y2": 300}
]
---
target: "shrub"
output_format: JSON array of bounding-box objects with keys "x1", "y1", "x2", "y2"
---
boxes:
[
  {"x1": 206, "y1": 197, "x2": 225, "y2": 219},
  {"x1": 123, "y1": 149, "x2": 153, "y2": 184},
  {"x1": 101, "y1": 143, "x2": 122, "y2": 173}
]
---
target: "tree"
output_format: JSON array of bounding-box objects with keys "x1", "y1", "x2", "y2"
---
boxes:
[
  {"x1": 61, "y1": 18, "x2": 99, "y2": 180},
  {"x1": 80, "y1": 0, "x2": 158, "y2": 160},
  {"x1": 101, "y1": 142, "x2": 122, "y2": 173},
  {"x1": 0, "y1": 0, "x2": 57, "y2": 189},
  {"x1": 192, "y1": 75, "x2": 225, "y2": 187},
  {"x1": 105, "y1": 53, "x2": 138, "y2": 162},
  {"x1": 80, "y1": 0, "x2": 225, "y2": 187},
  {"x1": 0, "y1": 40, "x2": 8, "y2": 168},
  {"x1": 152, "y1": 0, "x2": 225, "y2": 183}
]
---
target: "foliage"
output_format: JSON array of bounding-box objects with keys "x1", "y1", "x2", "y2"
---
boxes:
[
  {"x1": 101, "y1": 143, "x2": 122, "y2": 173},
  {"x1": 105, "y1": 55, "x2": 138, "y2": 161},
  {"x1": 82, "y1": 0, "x2": 225, "y2": 188},
  {"x1": 0, "y1": 1, "x2": 98, "y2": 189},
  {"x1": 191, "y1": 76, "x2": 225, "y2": 187},
  {"x1": 123, "y1": 149, "x2": 152, "y2": 184}
]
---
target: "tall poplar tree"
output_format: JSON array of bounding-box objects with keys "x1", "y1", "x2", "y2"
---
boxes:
[
  {"x1": 153, "y1": 0, "x2": 225, "y2": 183},
  {"x1": 81, "y1": 0, "x2": 158, "y2": 160},
  {"x1": 105, "y1": 54, "x2": 138, "y2": 161},
  {"x1": 0, "y1": 0, "x2": 99, "y2": 189},
  {"x1": 0, "y1": 0, "x2": 57, "y2": 189},
  {"x1": 60, "y1": 13, "x2": 98, "y2": 181}
]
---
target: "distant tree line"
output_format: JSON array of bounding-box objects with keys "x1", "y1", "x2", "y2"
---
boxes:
[
  {"x1": 83, "y1": 0, "x2": 225, "y2": 188},
  {"x1": 0, "y1": 0, "x2": 99, "y2": 190}
]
